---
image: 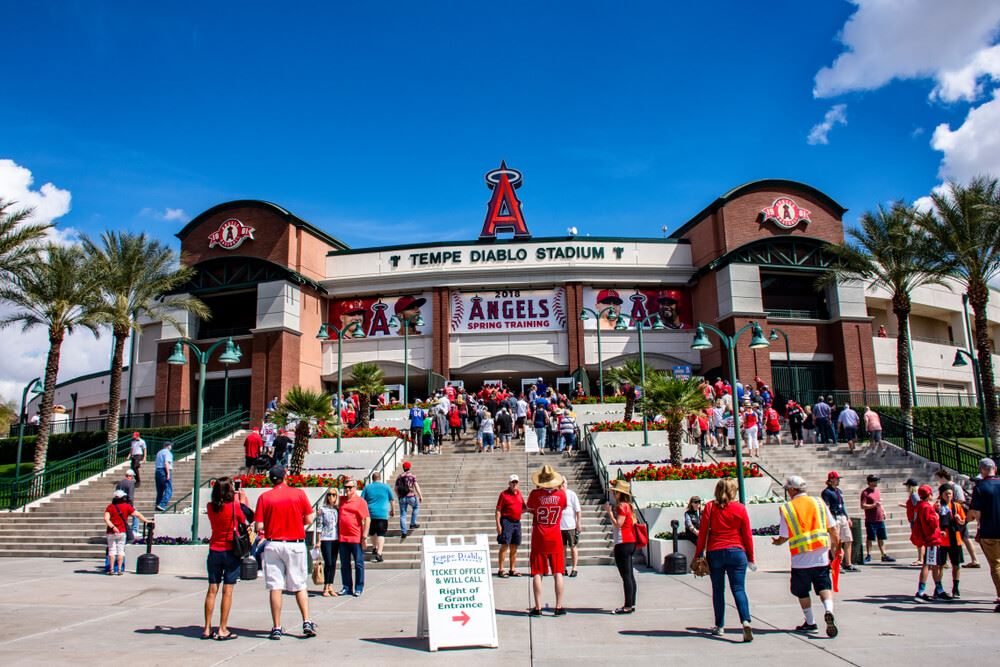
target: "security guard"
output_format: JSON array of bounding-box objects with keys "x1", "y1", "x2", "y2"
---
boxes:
[{"x1": 772, "y1": 475, "x2": 841, "y2": 637}]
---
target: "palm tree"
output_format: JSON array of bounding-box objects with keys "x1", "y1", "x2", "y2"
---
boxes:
[
  {"x1": 0, "y1": 199, "x2": 49, "y2": 276},
  {"x1": 919, "y1": 177, "x2": 1000, "y2": 455},
  {"x1": 637, "y1": 371, "x2": 711, "y2": 464},
  {"x1": 0, "y1": 244, "x2": 105, "y2": 471},
  {"x1": 606, "y1": 358, "x2": 654, "y2": 423},
  {"x1": 271, "y1": 386, "x2": 334, "y2": 474},
  {"x1": 819, "y1": 201, "x2": 948, "y2": 434},
  {"x1": 348, "y1": 362, "x2": 385, "y2": 428},
  {"x1": 83, "y1": 231, "x2": 208, "y2": 455}
]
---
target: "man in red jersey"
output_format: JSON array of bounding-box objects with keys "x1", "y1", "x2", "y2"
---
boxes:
[
  {"x1": 244, "y1": 427, "x2": 263, "y2": 473},
  {"x1": 526, "y1": 464, "x2": 568, "y2": 616}
]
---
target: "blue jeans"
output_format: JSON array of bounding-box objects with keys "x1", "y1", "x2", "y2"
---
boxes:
[
  {"x1": 534, "y1": 427, "x2": 546, "y2": 449},
  {"x1": 154, "y1": 469, "x2": 172, "y2": 508},
  {"x1": 481, "y1": 433, "x2": 494, "y2": 450},
  {"x1": 560, "y1": 432, "x2": 575, "y2": 452},
  {"x1": 707, "y1": 548, "x2": 751, "y2": 626},
  {"x1": 338, "y1": 541, "x2": 364, "y2": 593},
  {"x1": 400, "y1": 495, "x2": 420, "y2": 534}
]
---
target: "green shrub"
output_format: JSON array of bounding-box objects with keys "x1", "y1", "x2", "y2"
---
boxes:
[
  {"x1": 873, "y1": 406, "x2": 982, "y2": 439},
  {"x1": 0, "y1": 425, "x2": 196, "y2": 465}
]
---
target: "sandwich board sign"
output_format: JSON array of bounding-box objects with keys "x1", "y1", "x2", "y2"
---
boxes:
[
  {"x1": 417, "y1": 535, "x2": 498, "y2": 651},
  {"x1": 524, "y1": 428, "x2": 540, "y2": 453}
]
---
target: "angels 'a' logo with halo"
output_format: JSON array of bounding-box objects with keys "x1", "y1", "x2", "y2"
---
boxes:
[
  {"x1": 760, "y1": 198, "x2": 811, "y2": 229},
  {"x1": 208, "y1": 218, "x2": 256, "y2": 250}
]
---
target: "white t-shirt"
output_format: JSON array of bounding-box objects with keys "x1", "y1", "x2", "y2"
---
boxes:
[
  {"x1": 778, "y1": 499, "x2": 837, "y2": 569},
  {"x1": 516, "y1": 399, "x2": 528, "y2": 419},
  {"x1": 560, "y1": 489, "x2": 582, "y2": 530},
  {"x1": 129, "y1": 438, "x2": 146, "y2": 457}
]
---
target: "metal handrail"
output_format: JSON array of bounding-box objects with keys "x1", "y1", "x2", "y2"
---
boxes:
[
  {"x1": 877, "y1": 413, "x2": 983, "y2": 476},
  {"x1": 162, "y1": 410, "x2": 250, "y2": 512}
]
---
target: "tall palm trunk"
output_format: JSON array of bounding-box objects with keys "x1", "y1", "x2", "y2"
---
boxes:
[
  {"x1": 289, "y1": 420, "x2": 310, "y2": 475},
  {"x1": 33, "y1": 331, "x2": 64, "y2": 473},
  {"x1": 667, "y1": 419, "x2": 684, "y2": 466},
  {"x1": 892, "y1": 298, "x2": 915, "y2": 449},
  {"x1": 968, "y1": 280, "x2": 1000, "y2": 456},
  {"x1": 105, "y1": 328, "x2": 128, "y2": 465},
  {"x1": 358, "y1": 394, "x2": 371, "y2": 428},
  {"x1": 623, "y1": 390, "x2": 635, "y2": 423}
]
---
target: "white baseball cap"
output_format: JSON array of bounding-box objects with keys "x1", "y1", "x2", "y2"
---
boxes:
[
  {"x1": 509, "y1": 474, "x2": 520, "y2": 482},
  {"x1": 113, "y1": 489, "x2": 127, "y2": 499}
]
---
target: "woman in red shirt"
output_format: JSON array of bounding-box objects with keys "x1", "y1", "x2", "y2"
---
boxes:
[
  {"x1": 606, "y1": 479, "x2": 637, "y2": 614},
  {"x1": 204, "y1": 477, "x2": 253, "y2": 640},
  {"x1": 694, "y1": 478, "x2": 755, "y2": 641}
]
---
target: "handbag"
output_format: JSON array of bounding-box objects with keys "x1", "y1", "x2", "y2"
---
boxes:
[
  {"x1": 690, "y1": 503, "x2": 712, "y2": 577},
  {"x1": 230, "y1": 502, "x2": 251, "y2": 559},
  {"x1": 112, "y1": 503, "x2": 134, "y2": 543},
  {"x1": 311, "y1": 558, "x2": 325, "y2": 585}
]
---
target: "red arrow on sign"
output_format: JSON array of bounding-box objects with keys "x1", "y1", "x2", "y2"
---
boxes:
[{"x1": 452, "y1": 611, "x2": 471, "y2": 626}]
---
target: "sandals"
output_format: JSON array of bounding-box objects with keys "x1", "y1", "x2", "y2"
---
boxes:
[
  {"x1": 508, "y1": 570, "x2": 523, "y2": 577},
  {"x1": 216, "y1": 632, "x2": 237, "y2": 641},
  {"x1": 498, "y1": 571, "x2": 509, "y2": 578},
  {"x1": 529, "y1": 608, "x2": 542, "y2": 616},
  {"x1": 612, "y1": 607, "x2": 635, "y2": 615},
  {"x1": 201, "y1": 631, "x2": 218, "y2": 640},
  {"x1": 568, "y1": 569, "x2": 578, "y2": 578}
]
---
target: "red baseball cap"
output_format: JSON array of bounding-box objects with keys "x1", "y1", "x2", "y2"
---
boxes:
[
  {"x1": 657, "y1": 289, "x2": 683, "y2": 304},
  {"x1": 394, "y1": 295, "x2": 426, "y2": 314},
  {"x1": 918, "y1": 484, "x2": 933, "y2": 500},
  {"x1": 402, "y1": 461, "x2": 412, "y2": 471},
  {"x1": 341, "y1": 299, "x2": 367, "y2": 315},
  {"x1": 596, "y1": 289, "x2": 623, "y2": 305},
  {"x1": 132, "y1": 432, "x2": 140, "y2": 438},
  {"x1": 827, "y1": 471, "x2": 840, "y2": 479}
]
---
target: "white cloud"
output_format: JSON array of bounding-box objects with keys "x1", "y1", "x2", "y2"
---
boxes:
[
  {"x1": 140, "y1": 206, "x2": 189, "y2": 222},
  {"x1": 0, "y1": 158, "x2": 72, "y2": 228},
  {"x1": 807, "y1": 104, "x2": 848, "y2": 145},
  {"x1": 931, "y1": 89, "x2": 1000, "y2": 182},
  {"x1": 162, "y1": 207, "x2": 187, "y2": 221},
  {"x1": 814, "y1": 0, "x2": 1000, "y2": 100}
]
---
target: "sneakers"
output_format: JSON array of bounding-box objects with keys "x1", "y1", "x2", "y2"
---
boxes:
[
  {"x1": 373, "y1": 554, "x2": 384, "y2": 563},
  {"x1": 529, "y1": 608, "x2": 542, "y2": 617},
  {"x1": 881, "y1": 555, "x2": 896, "y2": 563},
  {"x1": 400, "y1": 532, "x2": 408, "y2": 540},
  {"x1": 824, "y1": 611, "x2": 838, "y2": 638},
  {"x1": 863, "y1": 554, "x2": 872, "y2": 563},
  {"x1": 933, "y1": 590, "x2": 953, "y2": 600},
  {"x1": 952, "y1": 589, "x2": 962, "y2": 599},
  {"x1": 354, "y1": 588, "x2": 364, "y2": 597},
  {"x1": 915, "y1": 593, "x2": 933, "y2": 603},
  {"x1": 336, "y1": 588, "x2": 352, "y2": 596},
  {"x1": 411, "y1": 523, "x2": 421, "y2": 529},
  {"x1": 710, "y1": 626, "x2": 724, "y2": 637},
  {"x1": 302, "y1": 621, "x2": 317, "y2": 638},
  {"x1": 794, "y1": 622, "x2": 819, "y2": 634},
  {"x1": 269, "y1": 627, "x2": 283, "y2": 640},
  {"x1": 553, "y1": 607, "x2": 567, "y2": 616},
  {"x1": 742, "y1": 621, "x2": 753, "y2": 643}
]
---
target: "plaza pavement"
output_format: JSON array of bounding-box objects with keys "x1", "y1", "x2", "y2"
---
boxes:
[{"x1": 0, "y1": 557, "x2": 996, "y2": 666}]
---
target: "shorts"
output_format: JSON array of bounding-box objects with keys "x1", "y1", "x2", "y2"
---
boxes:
[
  {"x1": 516, "y1": 417, "x2": 525, "y2": 428},
  {"x1": 869, "y1": 429, "x2": 882, "y2": 443},
  {"x1": 866, "y1": 521, "x2": 887, "y2": 541},
  {"x1": 498, "y1": 518, "x2": 522, "y2": 545},
  {"x1": 245, "y1": 456, "x2": 257, "y2": 469},
  {"x1": 263, "y1": 541, "x2": 308, "y2": 592},
  {"x1": 936, "y1": 545, "x2": 963, "y2": 567},
  {"x1": 833, "y1": 516, "x2": 851, "y2": 540},
  {"x1": 369, "y1": 519, "x2": 388, "y2": 537},
  {"x1": 790, "y1": 565, "x2": 832, "y2": 598},
  {"x1": 843, "y1": 427, "x2": 858, "y2": 441},
  {"x1": 107, "y1": 533, "x2": 127, "y2": 556},
  {"x1": 530, "y1": 548, "x2": 566, "y2": 576},
  {"x1": 790, "y1": 424, "x2": 803, "y2": 440},
  {"x1": 561, "y1": 529, "x2": 579, "y2": 547},
  {"x1": 499, "y1": 433, "x2": 512, "y2": 444},
  {"x1": 207, "y1": 549, "x2": 241, "y2": 585},
  {"x1": 766, "y1": 429, "x2": 780, "y2": 436},
  {"x1": 922, "y1": 545, "x2": 939, "y2": 566}
]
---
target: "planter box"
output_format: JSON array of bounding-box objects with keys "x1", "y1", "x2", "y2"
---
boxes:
[
  {"x1": 647, "y1": 535, "x2": 788, "y2": 573},
  {"x1": 243, "y1": 487, "x2": 329, "y2": 506},
  {"x1": 124, "y1": 544, "x2": 211, "y2": 576},
  {"x1": 632, "y1": 478, "x2": 774, "y2": 504},
  {"x1": 301, "y1": 451, "x2": 382, "y2": 472},
  {"x1": 600, "y1": 445, "x2": 701, "y2": 480},
  {"x1": 642, "y1": 503, "x2": 781, "y2": 535},
  {"x1": 308, "y1": 436, "x2": 398, "y2": 452},
  {"x1": 151, "y1": 513, "x2": 212, "y2": 540}
]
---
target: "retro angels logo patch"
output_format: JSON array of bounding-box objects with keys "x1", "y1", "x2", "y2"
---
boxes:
[
  {"x1": 208, "y1": 218, "x2": 256, "y2": 250},
  {"x1": 760, "y1": 198, "x2": 811, "y2": 229}
]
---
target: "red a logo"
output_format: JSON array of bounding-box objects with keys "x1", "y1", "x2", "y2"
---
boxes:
[{"x1": 480, "y1": 161, "x2": 530, "y2": 239}]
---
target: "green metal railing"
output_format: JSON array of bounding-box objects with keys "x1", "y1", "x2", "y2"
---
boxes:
[
  {"x1": 877, "y1": 414, "x2": 983, "y2": 477},
  {"x1": 0, "y1": 410, "x2": 247, "y2": 512}
]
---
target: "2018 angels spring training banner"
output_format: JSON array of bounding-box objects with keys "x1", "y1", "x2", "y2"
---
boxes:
[
  {"x1": 328, "y1": 293, "x2": 434, "y2": 338},
  {"x1": 449, "y1": 288, "x2": 567, "y2": 332}
]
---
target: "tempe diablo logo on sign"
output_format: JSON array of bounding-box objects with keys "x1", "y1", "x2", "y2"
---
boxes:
[
  {"x1": 208, "y1": 218, "x2": 256, "y2": 250},
  {"x1": 760, "y1": 198, "x2": 811, "y2": 229}
]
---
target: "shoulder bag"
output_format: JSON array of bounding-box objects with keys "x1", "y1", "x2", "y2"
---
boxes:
[
  {"x1": 112, "y1": 503, "x2": 135, "y2": 544},
  {"x1": 231, "y1": 501, "x2": 251, "y2": 558},
  {"x1": 690, "y1": 502, "x2": 712, "y2": 577}
]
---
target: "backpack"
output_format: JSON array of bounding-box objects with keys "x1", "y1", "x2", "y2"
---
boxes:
[{"x1": 395, "y1": 473, "x2": 414, "y2": 497}]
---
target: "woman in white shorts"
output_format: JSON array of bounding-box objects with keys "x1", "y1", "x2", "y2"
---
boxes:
[{"x1": 103, "y1": 489, "x2": 153, "y2": 575}]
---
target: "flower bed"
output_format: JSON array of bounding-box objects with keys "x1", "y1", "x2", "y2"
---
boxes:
[
  {"x1": 623, "y1": 462, "x2": 762, "y2": 482},
  {"x1": 572, "y1": 396, "x2": 628, "y2": 404},
  {"x1": 134, "y1": 536, "x2": 209, "y2": 546},
  {"x1": 752, "y1": 524, "x2": 779, "y2": 536},
  {"x1": 609, "y1": 458, "x2": 700, "y2": 465},
  {"x1": 315, "y1": 425, "x2": 402, "y2": 438},
  {"x1": 590, "y1": 420, "x2": 668, "y2": 432},
  {"x1": 643, "y1": 495, "x2": 783, "y2": 508},
  {"x1": 236, "y1": 473, "x2": 363, "y2": 489}
]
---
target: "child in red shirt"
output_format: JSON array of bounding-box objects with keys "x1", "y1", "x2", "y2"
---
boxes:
[{"x1": 910, "y1": 485, "x2": 944, "y2": 601}]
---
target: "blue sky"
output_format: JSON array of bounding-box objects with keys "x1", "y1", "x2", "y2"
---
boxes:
[{"x1": 2, "y1": 0, "x2": 1000, "y2": 395}]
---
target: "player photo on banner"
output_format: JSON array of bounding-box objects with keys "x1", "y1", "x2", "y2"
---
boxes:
[
  {"x1": 450, "y1": 288, "x2": 567, "y2": 332},
  {"x1": 327, "y1": 293, "x2": 433, "y2": 338},
  {"x1": 581, "y1": 286, "x2": 691, "y2": 331}
]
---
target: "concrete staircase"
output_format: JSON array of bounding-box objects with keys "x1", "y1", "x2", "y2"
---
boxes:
[
  {"x1": 0, "y1": 431, "x2": 249, "y2": 559},
  {"x1": 370, "y1": 434, "x2": 613, "y2": 569}
]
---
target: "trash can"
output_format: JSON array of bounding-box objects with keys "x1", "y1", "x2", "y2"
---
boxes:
[{"x1": 851, "y1": 519, "x2": 864, "y2": 565}]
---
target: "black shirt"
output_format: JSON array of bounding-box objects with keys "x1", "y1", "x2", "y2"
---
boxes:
[{"x1": 272, "y1": 435, "x2": 293, "y2": 457}]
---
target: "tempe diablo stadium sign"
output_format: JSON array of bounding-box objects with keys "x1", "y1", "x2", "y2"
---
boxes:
[
  {"x1": 208, "y1": 218, "x2": 256, "y2": 250},
  {"x1": 450, "y1": 288, "x2": 566, "y2": 332}
]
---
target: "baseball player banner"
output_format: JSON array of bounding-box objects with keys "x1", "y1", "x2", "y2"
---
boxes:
[
  {"x1": 581, "y1": 286, "x2": 692, "y2": 330},
  {"x1": 449, "y1": 288, "x2": 567, "y2": 333},
  {"x1": 328, "y1": 293, "x2": 434, "y2": 338}
]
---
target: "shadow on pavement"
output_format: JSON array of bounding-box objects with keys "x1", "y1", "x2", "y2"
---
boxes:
[
  {"x1": 134, "y1": 624, "x2": 264, "y2": 639},
  {"x1": 620, "y1": 627, "x2": 790, "y2": 641},
  {"x1": 360, "y1": 636, "x2": 427, "y2": 652}
]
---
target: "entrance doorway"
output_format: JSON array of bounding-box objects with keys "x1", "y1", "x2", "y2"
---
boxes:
[{"x1": 203, "y1": 376, "x2": 251, "y2": 416}]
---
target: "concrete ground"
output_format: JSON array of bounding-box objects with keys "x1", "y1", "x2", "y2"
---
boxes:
[{"x1": 0, "y1": 558, "x2": 997, "y2": 666}]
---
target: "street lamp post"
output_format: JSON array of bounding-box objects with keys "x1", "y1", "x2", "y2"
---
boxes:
[
  {"x1": 952, "y1": 349, "x2": 991, "y2": 451},
  {"x1": 166, "y1": 337, "x2": 240, "y2": 541},
  {"x1": 388, "y1": 313, "x2": 425, "y2": 407},
  {"x1": 578, "y1": 306, "x2": 618, "y2": 403},
  {"x1": 223, "y1": 344, "x2": 244, "y2": 415},
  {"x1": 614, "y1": 312, "x2": 665, "y2": 446},
  {"x1": 316, "y1": 321, "x2": 367, "y2": 453},
  {"x1": 691, "y1": 321, "x2": 771, "y2": 503},
  {"x1": 13, "y1": 377, "x2": 44, "y2": 505},
  {"x1": 768, "y1": 327, "x2": 799, "y2": 402}
]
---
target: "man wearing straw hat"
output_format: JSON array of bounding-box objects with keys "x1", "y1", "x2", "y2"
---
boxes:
[{"x1": 527, "y1": 464, "x2": 568, "y2": 616}]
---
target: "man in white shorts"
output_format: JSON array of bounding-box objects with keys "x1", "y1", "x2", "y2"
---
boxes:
[{"x1": 255, "y1": 465, "x2": 317, "y2": 640}]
